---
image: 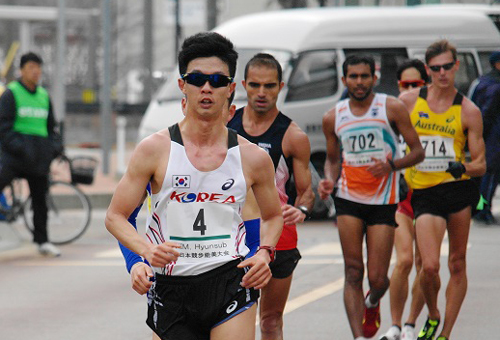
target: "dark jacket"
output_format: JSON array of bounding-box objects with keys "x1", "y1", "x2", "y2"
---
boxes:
[
  {"x1": 471, "y1": 69, "x2": 500, "y2": 172},
  {"x1": 0, "y1": 81, "x2": 62, "y2": 176}
]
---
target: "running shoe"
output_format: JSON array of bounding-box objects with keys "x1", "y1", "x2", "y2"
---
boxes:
[
  {"x1": 39, "y1": 242, "x2": 61, "y2": 257},
  {"x1": 379, "y1": 325, "x2": 400, "y2": 340},
  {"x1": 436, "y1": 337, "x2": 448, "y2": 340},
  {"x1": 363, "y1": 291, "x2": 381, "y2": 338},
  {"x1": 401, "y1": 324, "x2": 416, "y2": 340},
  {"x1": 416, "y1": 318, "x2": 440, "y2": 340}
]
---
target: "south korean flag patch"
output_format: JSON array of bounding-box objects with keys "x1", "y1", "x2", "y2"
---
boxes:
[{"x1": 173, "y1": 175, "x2": 190, "y2": 188}]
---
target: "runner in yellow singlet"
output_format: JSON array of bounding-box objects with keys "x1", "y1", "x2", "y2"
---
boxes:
[{"x1": 399, "y1": 40, "x2": 486, "y2": 340}]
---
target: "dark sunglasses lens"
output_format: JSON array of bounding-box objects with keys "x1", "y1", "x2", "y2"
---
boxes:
[
  {"x1": 184, "y1": 73, "x2": 231, "y2": 88},
  {"x1": 208, "y1": 74, "x2": 230, "y2": 88},
  {"x1": 442, "y1": 62, "x2": 455, "y2": 70},
  {"x1": 185, "y1": 73, "x2": 207, "y2": 87}
]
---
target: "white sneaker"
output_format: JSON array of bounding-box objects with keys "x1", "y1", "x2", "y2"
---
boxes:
[
  {"x1": 401, "y1": 325, "x2": 416, "y2": 340},
  {"x1": 38, "y1": 242, "x2": 61, "y2": 257},
  {"x1": 379, "y1": 325, "x2": 401, "y2": 340}
]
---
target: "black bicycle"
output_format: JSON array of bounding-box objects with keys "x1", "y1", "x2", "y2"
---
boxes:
[{"x1": 0, "y1": 155, "x2": 98, "y2": 245}]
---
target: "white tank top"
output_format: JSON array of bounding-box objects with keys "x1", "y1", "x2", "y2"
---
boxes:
[
  {"x1": 334, "y1": 93, "x2": 402, "y2": 205},
  {"x1": 145, "y1": 124, "x2": 248, "y2": 276}
]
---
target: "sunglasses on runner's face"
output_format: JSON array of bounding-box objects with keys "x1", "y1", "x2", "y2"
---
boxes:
[
  {"x1": 182, "y1": 73, "x2": 233, "y2": 88},
  {"x1": 399, "y1": 79, "x2": 426, "y2": 89},
  {"x1": 428, "y1": 61, "x2": 456, "y2": 72}
]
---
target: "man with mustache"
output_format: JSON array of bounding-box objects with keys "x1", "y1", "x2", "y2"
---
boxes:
[{"x1": 319, "y1": 55, "x2": 424, "y2": 340}]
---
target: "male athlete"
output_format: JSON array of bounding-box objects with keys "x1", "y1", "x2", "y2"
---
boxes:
[
  {"x1": 106, "y1": 32, "x2": 283, "y2": 340},
  {"x1": 399, "y1": 40, "x2": 485, "y2": 340},
  {"x1": 228, "y1": 53, "x2": 314, "y2": 340},
  {"x1": 319, "y1": 55, "x2": 424, "y2": 340}
]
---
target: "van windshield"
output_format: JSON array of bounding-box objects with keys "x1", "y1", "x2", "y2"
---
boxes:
[{"x1": 155, "y1": 49, "x2": 292, "y2": 103}]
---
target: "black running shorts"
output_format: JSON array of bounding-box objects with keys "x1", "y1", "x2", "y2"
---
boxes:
[
  {"x1": 147, "y1": 259, "x2": 259, "y2": 340},
  {"x1": 411, "y1": 180, "x2": 480, "y2": 220},
  {"x1": 269, "y1": 248, "x2": 302, "y2": 279},
  {"x1": 334, "y1": 196, "x2": 398, "y2": 227}
]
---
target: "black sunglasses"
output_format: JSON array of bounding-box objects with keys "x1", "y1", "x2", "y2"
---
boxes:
[
  {"x1": 428, "y1": 61, "x2": 455, "y2": 72},
  {"x1": 182, "y1": 73, "x2": 233, "y2": 88}
]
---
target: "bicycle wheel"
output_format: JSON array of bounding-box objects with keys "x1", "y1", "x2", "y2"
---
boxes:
[{"x1": 24, "y1": 181, "x2": 91, "y2": 245}]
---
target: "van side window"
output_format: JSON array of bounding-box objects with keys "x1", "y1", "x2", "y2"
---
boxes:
[
  {"x1": 344, "y1": 48, "x2": 408, "y2": 97},
  {"x1": 478, "y1": 51, "x2": 493, "y2": 74},
  {"x1": 286, "y1": 50, "x2": 338, "y2": 102},
  {"x1": 455, "y1": 52, "x2": 479, "y2": 94}
]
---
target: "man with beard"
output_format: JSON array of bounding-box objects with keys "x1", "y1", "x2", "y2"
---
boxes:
[
  {"x1": 228, "y1": 53, "x2": 314, "y2": 340},
  {"x1": 318, "y1": 55, "x2": 424, "y2": 340}
]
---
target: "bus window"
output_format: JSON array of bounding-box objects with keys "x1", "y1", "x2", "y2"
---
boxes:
[
  {"x1": 456, "y1": 52, "x2": 479, "y2": 94},
  {"x1": 286, "y1": 50, "x2": 338, "y2": 102}
]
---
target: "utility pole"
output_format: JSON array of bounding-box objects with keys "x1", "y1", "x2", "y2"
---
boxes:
[
  {"x1": 101, "y1": 0, "x2": 112, "y2": 174},
  {"x1": 175, "y1": 0, "x2": 182, "y2": 58},
  {"x1": 55, "y1": 0, "x2": 66, "y2": 137},
  {"x1": 207, "y1": 0, "x2": 217, "y2": 30},
  {"x1": 143, "y1": 0, "x2": 153, "y2": 102}
]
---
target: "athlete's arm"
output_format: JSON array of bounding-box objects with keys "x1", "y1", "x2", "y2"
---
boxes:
[
  {"x1": 368, "y1": 97, "x2": 424, "y2": 176},
  {"x1": 238, "y1": 141, "x2": 283, "y2": 289},
  {"x1": 282, "y1": 123, "x2": 314, "y2": 224},
  {"x1": 461, "y1": 98, "x2": 486, "y2": 177},
  {"x1": 319, "y1": 107, "x2": 341, "y2": 200},
  {"x1": 105, "y1": 132, "x2": 180, "y2": 268}
]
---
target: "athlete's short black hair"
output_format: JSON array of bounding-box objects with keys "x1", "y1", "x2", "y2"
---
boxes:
[
  {"x1": 244, "y1": 53, "x2": 283, "y2": 83},
  {"x1": 343, "y1": 55, "x2": 375, "y2": 77},
  {"x1": 20, "y1": 52, "x2": 43, "y2": 69},
  {"x1": 397, "y1": 59, "x2": 429, "y2": 83},
  {"x1": 178, "y1": 32, "x2": 238, "y2": 78}
]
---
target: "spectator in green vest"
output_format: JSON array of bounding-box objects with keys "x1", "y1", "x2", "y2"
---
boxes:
[{"x1": 0, "y1": 52, "x2": 63, "y2": 256}]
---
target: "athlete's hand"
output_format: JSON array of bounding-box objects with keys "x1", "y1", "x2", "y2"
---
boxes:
[
  {"x1": 130, "y1": 262, "x2": 154, "y2": 295},
  {"x1": 144, "y1": 242, "x2": 181, "y2": 267},
  {"x1": 282, "y1": 204, "x2": 306, "y2": 224},
  {"x1": 446, "y1": 161, "x2": 466, "y2": 179},
  {"x1": 318, "y1": 179, "x2": 334, "y2": 200},
  {"x1": 367, "y1": 157, "x2": 392, "y2": 177},
  {"x1": 238, "y1": 251, "x2": 272, "y2": 290}
]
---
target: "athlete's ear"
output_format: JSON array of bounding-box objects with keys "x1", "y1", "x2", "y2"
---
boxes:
[
  {"x1": 178, "y1": 77, "x2": 186, "y2": 94},
  {"x1": 341, "y1": 76, "x2": 347, "y2": 86},
  {"x1": 242, "y1": 79, "x2": 246, "y2": 88},
  {"x1": 279, "y1": 81, "x2": 285, "y2": 91}
]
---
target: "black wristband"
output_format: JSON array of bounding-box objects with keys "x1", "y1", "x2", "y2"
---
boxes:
[{"x1": 388, "y1": 159, "x2": 396, "y2": 171}]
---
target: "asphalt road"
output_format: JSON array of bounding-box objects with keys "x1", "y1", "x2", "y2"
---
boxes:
[{"x1": 1, "y1": 209, "x2": 499, "y2": 340}]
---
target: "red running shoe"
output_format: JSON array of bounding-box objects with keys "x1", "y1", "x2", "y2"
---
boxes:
[{"x1": 362, "y1": 291, "x2": 381, "y2": 338}]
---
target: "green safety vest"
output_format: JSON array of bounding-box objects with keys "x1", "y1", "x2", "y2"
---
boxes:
[{"x1": 8, "y1": 80, "x2": 49, "y2": 137}]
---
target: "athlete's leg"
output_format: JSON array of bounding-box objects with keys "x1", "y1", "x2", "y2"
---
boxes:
[
  {"x1": 439, "y1": 207, "x2": 471, "y2": 339},
  {"x1": 415, "y1": 214, "x2": 447, "y2": 321},
  {"x1": 152, "y1": 332, "x2": 161, "y2": 340},
  {"x1": 259, "y1": 274, "x2": 293, "y2": 340},
  {"x1": 405, "y1": 242, "x2": 425, "y2": 325},
  {"x1": 388, "y1": 212, "x2": 415, "y2": 328},
  {"x1": 211, "y1": 303, "x2": 257, "y2": 340},
  {"x1": 337, "y1": 215, "x2": 365, "y2": 338},
  {"x1": 365, "y1": 223, "x2": 394, "y2": 304}
]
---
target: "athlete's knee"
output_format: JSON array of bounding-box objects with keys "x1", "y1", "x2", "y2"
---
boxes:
[
  {"x1": 368, "y1": 274, "x2": 389, "y2": 292},
  {"x1": 422, "y1": 260, "x2": 440, "y2": 278},
  {"x1": 260, "y1": 311, "x2": 283, "y2": 335},
  {"x1": 345, "y1": 263, "x2": 364, "y2": 286},
  {"x1": 448, "y1": 254, "x2": 466, "y2": 277},
  {"x1": 395, "y1": 253, "x2": 414, "y2": 275}
]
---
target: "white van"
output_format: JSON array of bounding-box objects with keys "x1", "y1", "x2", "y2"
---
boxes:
[{"x1": 138, "y1": 6, "x2": 500, "y2": 172}]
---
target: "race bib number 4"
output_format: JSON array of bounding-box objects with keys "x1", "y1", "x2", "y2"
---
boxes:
[
  {"x1": 342, "y1": 128, "x2": 386, "y2": 166},
  {"x1": 416, "y1": 136, "x2": 455, "y2": 172},
  {"x1": 166, "y1": 202, "x2": 235, "y2": 262}
]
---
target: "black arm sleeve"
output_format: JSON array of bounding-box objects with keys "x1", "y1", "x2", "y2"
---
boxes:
[{"x1": 0, "y1": 89, "x2": 25, "y2": 155}]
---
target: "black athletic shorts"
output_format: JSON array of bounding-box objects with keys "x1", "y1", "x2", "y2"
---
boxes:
[
  {"x1": 270, "y1": 248, "x2": 301, "y2": 279},
  {"x1": 411, "y1": 180, "x2": 480, "y2": 220},
  {"x1": 334, "y1": 196, "x2": 398, "y2": 227},
  {"x1": 147, "y1": 259, "x2": 259, "y2": 340}
]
